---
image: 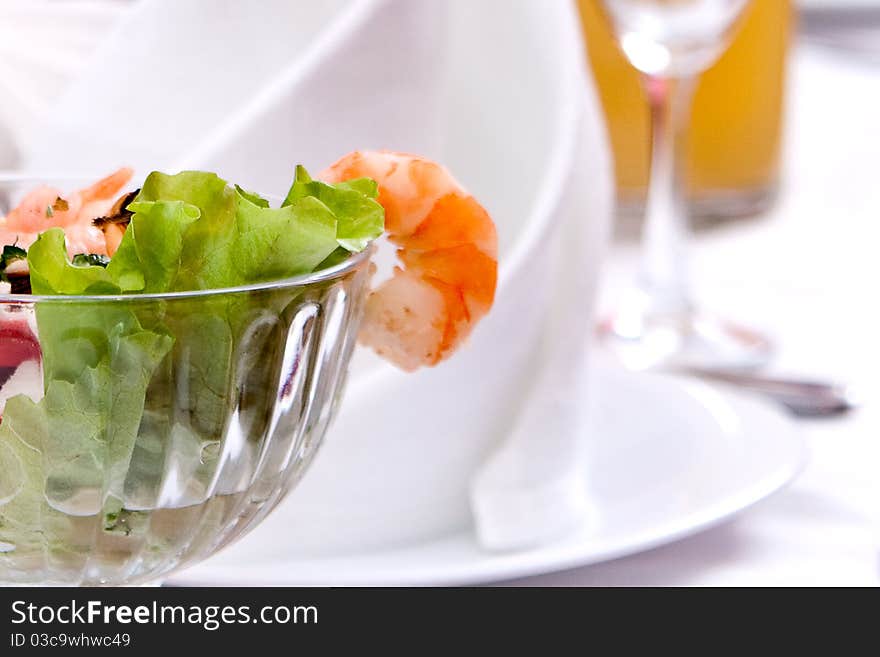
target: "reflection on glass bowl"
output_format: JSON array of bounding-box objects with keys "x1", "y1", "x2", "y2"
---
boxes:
[{"x1": 0, "y1": 178, "x2": 372, "y2": 585}]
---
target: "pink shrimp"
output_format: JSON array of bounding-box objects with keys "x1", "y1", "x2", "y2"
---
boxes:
[
  {"x1": 320, "y1": 150, "x2": 498, "y2": 371},
  {"x1": 0, "y1": 167, "x2": 133, "y2": 256}
]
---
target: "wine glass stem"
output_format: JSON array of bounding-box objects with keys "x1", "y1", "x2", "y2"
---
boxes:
[{"x1": 638, "y1": 74, "x2": 697, "y2": 316}]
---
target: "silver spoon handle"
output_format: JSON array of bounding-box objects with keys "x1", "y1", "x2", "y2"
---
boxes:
[{"x1": 684, "y1": 369, "x2": 861, "y2": 417}]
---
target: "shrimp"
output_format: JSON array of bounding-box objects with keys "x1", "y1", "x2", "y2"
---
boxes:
[
  {"x1": 320, "y1": 150, "x2": 497, "y2": 371},
  {"x1": 0, "y1": 167, "x2": 133, "y2": 256}
]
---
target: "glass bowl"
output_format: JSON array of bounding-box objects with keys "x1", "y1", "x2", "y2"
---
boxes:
[{"x1": 0, "y1": 176, "x2": 373, "y2": 585}]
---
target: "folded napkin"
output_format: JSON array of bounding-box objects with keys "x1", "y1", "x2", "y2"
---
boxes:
[
  {"x1": 0, "y1": 0, "x2": 126, "y2": 163},
  {"x1": 470, "y1": 56, "x2": 613, "y2": 550},
  {"x1": 23, "y1": 0, "x2": 444, "y2": 190}
]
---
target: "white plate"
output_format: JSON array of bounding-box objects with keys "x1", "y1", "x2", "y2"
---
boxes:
[{"x1": 172, "y1": 370, "x2": 807, "y2": 586}]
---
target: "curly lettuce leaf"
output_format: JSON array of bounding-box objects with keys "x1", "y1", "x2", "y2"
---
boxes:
[
  {"x1": 284, "y1": 165, "x2": 384, "y2": 252},
  {"x1": 123, "y1": 169, "x2": 382, "y2": 290},
  {"x1": 106, "y1": 200, "x2": 200, "y2": 292},
  {"x1": 28, "y1": 230, "x2": 120, "y2": 295},
  {"x1": 27, "y1": 167, "x2": 383, "y2": 295},
  {"x1": 234, "y1": 184, "x2": 270, "y2": 208}
]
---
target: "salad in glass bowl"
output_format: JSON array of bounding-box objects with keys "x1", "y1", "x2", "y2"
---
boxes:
[{"x1": 0, "y1": 151, "x2": 497, "y2": 585}]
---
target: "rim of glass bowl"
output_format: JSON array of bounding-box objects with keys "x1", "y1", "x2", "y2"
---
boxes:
[{"x1": 0, "y1": 173, "x2": 375, "y2": 303}]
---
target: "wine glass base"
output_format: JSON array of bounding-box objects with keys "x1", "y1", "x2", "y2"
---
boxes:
[{"x1": 598, "y1": 305, "x2": 773, "y2": 372}]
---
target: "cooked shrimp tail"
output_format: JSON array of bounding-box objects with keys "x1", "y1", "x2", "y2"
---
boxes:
[
  {"x1": 0, "y1": 167, "x2": 135, "y2": 257},
  {"x1": 78, "y1": 167, "x2": 134, "y2": 204},
  {"x1": 320, "y1": 150, "x2": 498, "y2": 371}
]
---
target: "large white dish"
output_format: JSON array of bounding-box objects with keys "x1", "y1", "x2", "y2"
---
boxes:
[{"x1": 174, "y1": 369, "x2": 807, "y2": 586}]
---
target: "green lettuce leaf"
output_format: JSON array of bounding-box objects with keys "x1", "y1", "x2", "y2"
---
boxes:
[
  {"x1": 106, "y1": 199, "x2": 200, "y2": 292},
  {"x1": 283, "y1": 165, "x2": 384, "y2": 252},
  {"x1": 234, "y1": 184, "x2": 270, "y2": 208},
  {"x1": 28, "y1": 229, "x2": 120, "y2": 295},
  {"x1": 27, "y1": 168, "x2": 383, "y2": 295}
]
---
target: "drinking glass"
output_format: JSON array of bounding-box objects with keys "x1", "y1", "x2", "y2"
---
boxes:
[
  {"x1": 0, "y1": 177, "x2": 372, "y2": 585},
  {"x1": 578, "y1": 0, "x2": 792, "y2": 219},
  {"x1": 596, "y1": 0, "x2": 773, "y2": 370}
]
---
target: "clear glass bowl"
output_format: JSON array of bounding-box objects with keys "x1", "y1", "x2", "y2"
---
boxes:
[{"x1": 0, "y1": 177, "x2": 373, "y2": 585}]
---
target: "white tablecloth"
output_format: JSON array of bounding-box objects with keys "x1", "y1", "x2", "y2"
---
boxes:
[{"x1": 503, "y1": 44, "x2": 880, "y2": 586}]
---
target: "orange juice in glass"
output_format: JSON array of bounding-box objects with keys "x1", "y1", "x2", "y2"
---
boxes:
[{"x1": 577, "y1": 0, "x2": 793, "y2": 218}]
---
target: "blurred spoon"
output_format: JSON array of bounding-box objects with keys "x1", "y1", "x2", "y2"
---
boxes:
[
  {"x1": 801, "y1": 5, "x2": 880, "y2": 65},
  {"x1": 681, "y1": 367, "x2": 861, "y2": 418}
]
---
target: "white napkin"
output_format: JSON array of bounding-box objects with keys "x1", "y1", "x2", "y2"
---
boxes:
[
  {"x1": 22, "y1": 0, "x2": 445, "y2": 190},
  {"x1": 470, "y1": 65, "x2": 614, "y2": 549},
  {"x1": 0, "y1": 0, "x2": 126, "y2": 162}
]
